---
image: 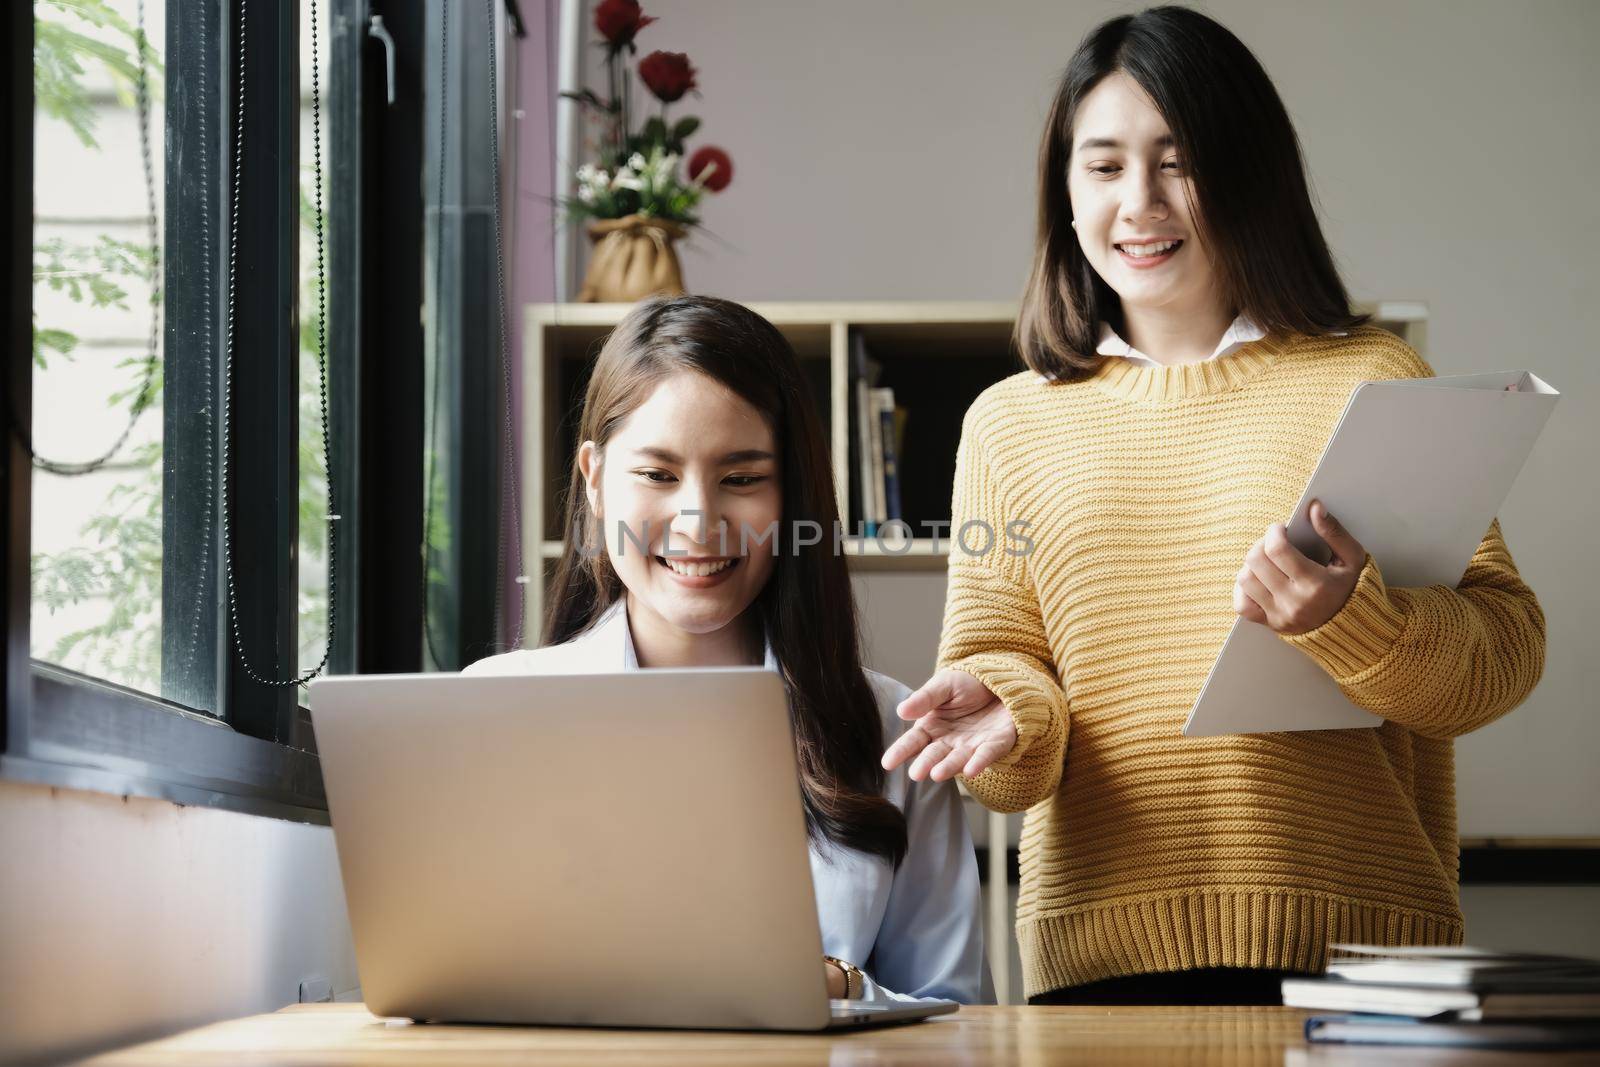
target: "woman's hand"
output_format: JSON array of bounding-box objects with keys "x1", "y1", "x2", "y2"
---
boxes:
[
  {"x1": 1234, "y1": 500, "x2": 1366, "y2": 635},
  {"x1": 882, "y1": 669, "x2": 1018, "y2": 782}
]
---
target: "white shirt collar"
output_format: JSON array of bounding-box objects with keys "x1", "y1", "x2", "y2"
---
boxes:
[
  {"x1": 595, "y1": 599, "x2": 779, "y2": 672},
  {"x1": 1097, "y1": 315, "x2": 1266, "y2": 368}
]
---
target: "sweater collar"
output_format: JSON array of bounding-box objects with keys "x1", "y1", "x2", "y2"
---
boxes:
[{"x1": 1087, "y1": 331, "x2": 1290, "y2": 402}]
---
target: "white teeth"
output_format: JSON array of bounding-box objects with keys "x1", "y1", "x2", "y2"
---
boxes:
[
  {"x1": 660, "y1": 557, "x2": 735, "y2": 578},
  {"x1": 1118, "y1": 240, "x2": 1178, "y2": 256}
]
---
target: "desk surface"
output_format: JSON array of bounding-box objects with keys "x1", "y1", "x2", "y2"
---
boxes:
[{"x1": 73, "y1": 1003, "x2": 1594, "y2": 1066}]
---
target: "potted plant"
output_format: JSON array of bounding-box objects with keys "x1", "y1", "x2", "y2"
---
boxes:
[{"x1": 562, "y1": 0, "x2": 733, "y2": 302}]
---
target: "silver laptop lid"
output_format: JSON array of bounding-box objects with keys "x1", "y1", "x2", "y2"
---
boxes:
[{"x1": 310, "y1": 668, "x2": 834, "y2": 1030}]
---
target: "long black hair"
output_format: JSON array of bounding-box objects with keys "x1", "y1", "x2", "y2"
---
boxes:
[
  {"x1": 545, "y1": 296, "x2": 908, "y2": 866},
  {"x1": 1017, "y1": 5, "x2": 1366, "y2": 380}
]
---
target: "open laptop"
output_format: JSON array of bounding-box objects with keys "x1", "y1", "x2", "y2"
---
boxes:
[{"x1": 308, "y1": 668, "x2": 958, "y2": 1031}]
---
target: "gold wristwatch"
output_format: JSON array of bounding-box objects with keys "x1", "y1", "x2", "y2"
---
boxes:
[{"x1": 823, "y1": 955, "x2": 864, "y2": 1000}]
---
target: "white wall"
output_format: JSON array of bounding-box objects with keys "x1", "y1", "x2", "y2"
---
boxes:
[
  {"x1": 577, "y1": 0, "x2": 1600, "y2": 837},
  {"x1": 0, "y1": 781, "x2": 357, "y2": 1066}
]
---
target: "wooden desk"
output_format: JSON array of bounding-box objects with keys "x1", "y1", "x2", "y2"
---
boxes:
[{"x1": 74, "y1": 1003, "x2": 1594, "y2": 1066}]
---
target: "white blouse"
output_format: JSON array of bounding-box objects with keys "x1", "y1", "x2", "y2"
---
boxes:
[
  {"x1": 464, "y1": 602, "x2": 995, "y2": 1005},
  {"x1": 1097, "y1": 314, "x2": 1266, "y2": 367}
]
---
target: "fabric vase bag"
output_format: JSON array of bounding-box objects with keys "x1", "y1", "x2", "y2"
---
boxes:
[{"x1": 577, "y1": 214, "x2": 688, "y2": 302}]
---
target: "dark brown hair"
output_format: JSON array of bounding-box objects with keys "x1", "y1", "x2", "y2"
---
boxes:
[
  {"x1": 545, "y1": 296, "x2": 908, "y2": 865},
  {"x1": 1017, "y1": 5, "x2": 1367, "y2": 381}
]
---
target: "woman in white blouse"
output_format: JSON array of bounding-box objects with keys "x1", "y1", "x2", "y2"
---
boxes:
[{"x1": 466, "y1": 295, "x2": 992, "y2": 1005}]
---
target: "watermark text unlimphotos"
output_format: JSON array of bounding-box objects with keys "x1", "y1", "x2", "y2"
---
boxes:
[{"x1": 575, "y1": 511, "x2": 1035, "y2": 559}]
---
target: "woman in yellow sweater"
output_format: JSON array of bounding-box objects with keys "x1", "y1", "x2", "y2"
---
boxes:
[{"x1": 883, "y1": 6, "x2": 1545, "y2": 1006}]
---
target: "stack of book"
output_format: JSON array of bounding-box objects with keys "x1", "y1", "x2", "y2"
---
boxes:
[
  {"x1": 1285, "y1": 944, "x2": 1600, "y2": 1049},
  {"x1": 850, "y1": 333, "x2": 905, "y2": 537}
]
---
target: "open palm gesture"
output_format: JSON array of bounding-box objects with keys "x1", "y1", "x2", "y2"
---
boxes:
[{"x1": 881, "y1": 669, "x2": 1018, "y2": 782}]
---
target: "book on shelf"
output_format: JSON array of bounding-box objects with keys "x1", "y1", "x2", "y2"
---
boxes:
[
  {"x1": 889, "y1": 404, "x2": 908, "y2": 483},
  {"x1": 865, "y1": 381, "x2": 886, "y2": 530},
  {"x1": 873, "y1": 387, "x2": 902, "y2": 527},
  {"x1": 1288, "y1": 944, "x2": 1600, "y2": 1049},
  {"x1": 847, "y1": 332, "x2": 917, "y2": 541},
  {"x1": 850, "y1": 331, "x2": 881, "y2": 535}
]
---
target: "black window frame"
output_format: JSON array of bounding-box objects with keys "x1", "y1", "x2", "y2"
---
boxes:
[{"x1": 3, "y1": 0, "x2": 430, "y2": 824}]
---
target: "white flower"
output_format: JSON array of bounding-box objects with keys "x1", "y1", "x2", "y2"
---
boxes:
[
  {"x1": 629, "y1": 152, "x2": 647, "y2": 172},
  {"x1": 575, "y1": 163, "x2": 597, "y2": 183},
  {"x1": 577, "y1": 184, "x2": 596, "y2": 203},
  {"x1": 612, "y1": 175, "x2": 644, "y2": 191},
  {"x1": 656, "y1": 153, "x2": 680, "y2": 179}
]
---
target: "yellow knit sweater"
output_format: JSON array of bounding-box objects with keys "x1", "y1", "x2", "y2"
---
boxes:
[{"x1": 943, "y1": 327, "x2": 1545, "y2": 998}]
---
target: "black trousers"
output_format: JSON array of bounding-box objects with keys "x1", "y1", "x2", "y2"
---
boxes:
[{"x1": 1028, "y1": 967, "x2": 1311, "y2": 1006}]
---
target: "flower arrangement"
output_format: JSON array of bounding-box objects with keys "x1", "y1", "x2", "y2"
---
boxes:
[{"x1": 562, "y1": 0, "x2": 732, "y2": 229}]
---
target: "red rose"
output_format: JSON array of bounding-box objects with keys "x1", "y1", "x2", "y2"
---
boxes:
[
  {"x1": 638, "y1": 51, "x2": 697, "y2": 104},
  {"x1": 688, "y1": 146, "x2": 733, "y2": 192},
  {"x1": 593, "y1": 0, "x2": 655, "y2": 51}
]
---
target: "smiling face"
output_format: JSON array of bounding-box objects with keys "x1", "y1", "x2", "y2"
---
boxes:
[
  {"x1": 1067, "y1": 71, "x2": 1225, "y2": 324},
  {"x1": 578, "y1": 369, "x2": 781, "y2": 649}
]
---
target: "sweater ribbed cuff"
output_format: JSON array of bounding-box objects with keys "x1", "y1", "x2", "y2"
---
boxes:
[
  {"x1": 945, "y1": 654, "x2": 1069, "y2": 813},
  {"x1": 948, "y1": 653, "x2": 1065, "y2": 771},
  {"x1": 1283, "y1": 555, "x2": 1408, "y2": 681}
]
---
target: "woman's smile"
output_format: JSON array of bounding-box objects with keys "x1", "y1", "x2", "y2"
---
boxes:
[
  {"x1": 655, "y1": 554, "x2": 742, "y2": 586},
  {"x1": 1115, "y1": 237, "x2": 1183, "y2": 269}
]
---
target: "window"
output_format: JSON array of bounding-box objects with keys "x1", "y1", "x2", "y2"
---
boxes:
[
  {"x1": 297, "y1": 0, "x2": 331, "y2": 682},
  {"x1": 31, "y1": 0, "x2": 174, "y2": 705},
  {"x1": 4, "y1": 0, "x2": 440, "y2": 820},
  {"x1": 7, "y1": 0, "x2": 505, "y2": 819},
  {"x1": 30, "y1": 0, "x2": 338, "y2": 727}
]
